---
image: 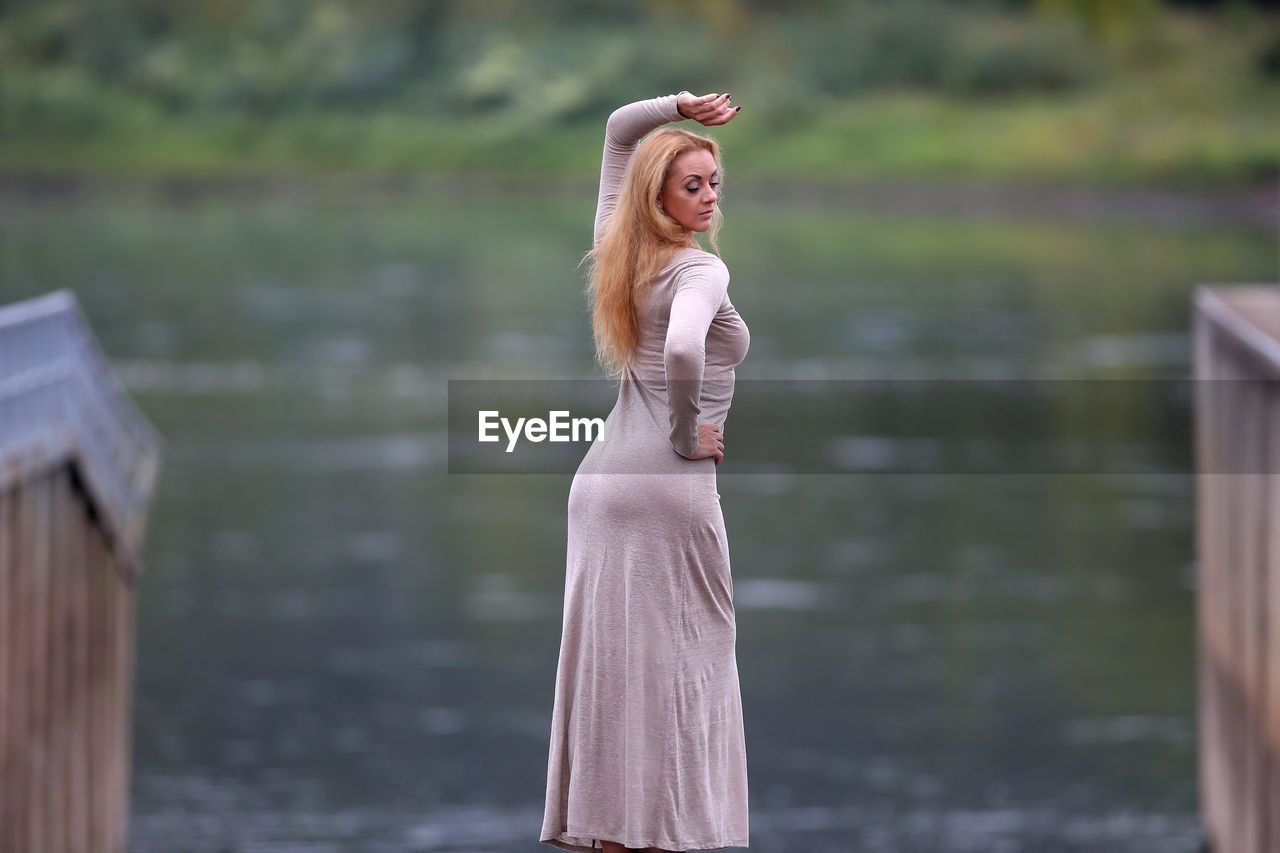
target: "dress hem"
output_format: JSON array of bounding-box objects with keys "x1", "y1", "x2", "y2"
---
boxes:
[{"x1": 540, "y1": 828, "x2": 749, "y2": 852}]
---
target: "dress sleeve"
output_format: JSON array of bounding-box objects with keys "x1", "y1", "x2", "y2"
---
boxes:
[
  {"x1": 593, "y1": 91, "x2": 691, "y2": 248},
  {"x1": 664, "y1": 257, "x2": 730, "y2": 458}
]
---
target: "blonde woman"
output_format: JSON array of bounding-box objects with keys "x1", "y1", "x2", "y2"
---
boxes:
[{"x1": 540, "y1": 90, "x2": 749, "y2": 853}]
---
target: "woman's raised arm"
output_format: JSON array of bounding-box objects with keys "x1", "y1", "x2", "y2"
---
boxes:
[{"x1": 592, "y1": 92, "x2": 690, "y2": 248}]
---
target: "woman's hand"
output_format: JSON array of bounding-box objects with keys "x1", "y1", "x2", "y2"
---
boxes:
[
  {"x1": 685, "y1": 423, "x2": 725, "y2": 465},
  {"x1": 676, "y1": 92, "x2": 741, "y2": 127}
]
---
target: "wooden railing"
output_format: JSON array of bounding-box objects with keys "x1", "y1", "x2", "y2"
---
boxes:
[{"x1": 1192, "y1": 284, "x2": 1280, "y2": 853}]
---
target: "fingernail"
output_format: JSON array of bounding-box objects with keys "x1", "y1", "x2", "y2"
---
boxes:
[{"x1": 735, "y1": 105, "x2": 742, "y2": 111}]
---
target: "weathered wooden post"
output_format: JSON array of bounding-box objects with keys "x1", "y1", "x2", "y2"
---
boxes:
[
  {"x1": 0, "y1": 289, "x2": 163, "y2": 853},
  {"x1": 1192, "y1": 284, "x2": 1280, "y2": 853}
]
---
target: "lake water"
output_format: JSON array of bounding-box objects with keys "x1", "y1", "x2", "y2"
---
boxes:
[{"x1": 2, "y1": 179, "x2": 1274, "y2": 852}]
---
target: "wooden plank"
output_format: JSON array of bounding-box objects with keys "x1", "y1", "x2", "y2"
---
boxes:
[
  {"x1": 103, "y1": 552, "x2": 120, "y2": 853},
  {"x1": 51, "y1": 466, "x2": 82, "y2": 853},
  {"x1": 1220, "y1": 350, "x2": 1243, "y2": 853},
  {"x1": 1208, "y1": 343, "x2": 1231, "y2": 849},
  {"x1": 68, "y1": 473, "x2": 89, "y2": 853},
  {"x1": 1195, "y1": 312, "x2": 1226, "y2": 849},
  {"x1": 29, "y1": 475, "x2": 51, "y2": 853},
  {"x1": 49, "y1": 467, "x2": 71, "y2": 853},
  {"x1": 114, "y1": 561, "x2": 134, "y2": 853},
  {"x1": 87, "y1": 526, "x2": 106, "y2": 853},
  {"x1": 1193, "y1": 313, "x2": 1218, "y2": 847},
  {"x1": 1210, "y1": 348, "x2": 1230, "y2": 852},
  {"x1": 11, "y1": 483, "x2": 31, "y2": 853},
  {"x1": 1241, "y1": 382, "x2": 1263, "y2": 853},
  {"x1": 98, "y1": 527, "x2": 122, "y2": 853},
  {"x1": 0, "y1": 484, "x2": 11, "y2": 852},
  {"x1": 1198, "y1": 303, "x2": 1230, "y2": 852},
  {"x1": 1264, "y1": 393, "x2": 1280, "y2": 853}
]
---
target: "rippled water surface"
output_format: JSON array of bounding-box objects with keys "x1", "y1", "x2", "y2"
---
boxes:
[{"x1": 2, "y1": 182, "x2": 1274, "y2": 852}]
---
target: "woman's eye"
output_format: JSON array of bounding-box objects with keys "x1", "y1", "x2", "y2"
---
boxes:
[{"x1": 686, "y1": 186, "x2": 698, "y2": 193}]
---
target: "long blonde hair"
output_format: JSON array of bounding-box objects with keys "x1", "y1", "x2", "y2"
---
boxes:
[{"x1": 582, "y1": 127, "x2": 724, "y2": 380}]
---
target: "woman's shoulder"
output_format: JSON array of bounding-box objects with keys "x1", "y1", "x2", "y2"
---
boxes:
[
  {"x1": 665, "y1": 246, "x2": 729, "y2": 278},
  {"x1": 662, "y1": 248, "x2": 730, "y2": 302}
]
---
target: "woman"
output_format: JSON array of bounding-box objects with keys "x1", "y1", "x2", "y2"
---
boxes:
[{"x1": 540, "y1": 90, "x2": 749, "y2": 853}]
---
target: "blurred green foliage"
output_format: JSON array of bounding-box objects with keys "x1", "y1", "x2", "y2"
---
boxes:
[
  {"x1": 0, "y1": 0, "x2": 1275, "y2": 183},
  {"x1": 0, "y1": 1, "x2": 1112, "y2": 117},
  {"x1": 800, "y1": 3, "x2": 1108, "y2": 96},
  {"x1": 1035, "y1": 0, "x2": 1160, "y2": 44}
]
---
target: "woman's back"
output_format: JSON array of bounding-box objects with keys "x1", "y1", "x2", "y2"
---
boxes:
[{"x1": 625, "y1": 247, "x2": 749, "y2": 441}]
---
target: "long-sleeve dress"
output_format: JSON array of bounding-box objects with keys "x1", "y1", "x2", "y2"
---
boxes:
[{"x1": 539, "y1": 92, "x2": 751, "y2": 852}]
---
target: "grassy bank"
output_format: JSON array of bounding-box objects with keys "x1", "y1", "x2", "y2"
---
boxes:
[{"x1": 0, "y1": 9, "x2": 1275, "y2": 187}]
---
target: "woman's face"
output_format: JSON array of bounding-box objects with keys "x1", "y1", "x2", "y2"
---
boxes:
[{"x1": 658, "y1": 149, "x2": 719, "y2": 233}]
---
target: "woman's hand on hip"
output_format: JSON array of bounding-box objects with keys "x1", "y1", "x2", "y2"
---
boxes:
[
  {"x1": 676, "y1": 92, "x2": 741, "y2": 127},
  {"x1": 689, "y1": 423, "x2": 725, "y2": 465}
]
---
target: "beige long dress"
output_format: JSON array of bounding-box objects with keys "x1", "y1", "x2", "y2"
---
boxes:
[{"x1": 540, "y1": 92, "x2": 751, "y2": 852}]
